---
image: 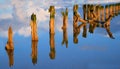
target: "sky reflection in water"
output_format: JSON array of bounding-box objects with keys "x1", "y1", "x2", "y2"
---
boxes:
[{"x1": 0, "y1": 0, "x2": 120, "y2": 69}]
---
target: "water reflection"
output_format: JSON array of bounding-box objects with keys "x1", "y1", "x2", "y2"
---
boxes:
[
  {"x1": 31, "y1": 41, "x2": 38, "y2": 65},
  {"x1": 73, "y1": 4, "x2": 87, "y2": 44},
  {"x1": 5, "y1": 49, "x2": 14, "y2": 67},
  {"x1": 49, "y1": 33, "x2": 56, "y2": 60},
  {"x1": 73, "y1": 3, "x2": 120, "y2": 39}
]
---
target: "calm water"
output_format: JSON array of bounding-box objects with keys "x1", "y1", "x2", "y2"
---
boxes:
[{"x1": 0, "y1": 1, "x2": 120, "y2": 69}]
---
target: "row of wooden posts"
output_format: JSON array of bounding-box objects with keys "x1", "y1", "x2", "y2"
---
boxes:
[{"x1": 4, "y1": 3, "x2": 120, "y2": 66}]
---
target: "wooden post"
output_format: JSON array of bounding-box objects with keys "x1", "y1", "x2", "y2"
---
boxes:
[
  {"x1": 61, "y1": 8, "x2": 68, "y2": 29},
  {"x1": 96, "y1": 5, "x2": 101, "y2": 22},
  {"x1": 5, "y1": 27, "x2": 14, "y2": 50},
  {"x1": 105, "y1": 5, "x2": 109, "y2": 21},
  {"x1": 30, "y1": 13, "x2": 38, "y2": 41},
  {"x1": 82, "y1": 4, "x2": 87, "y2": 38},
  {"x1": 61, "y1": 8, "x2": 68, "y2": 48},
  {"x1": 49, "y1": 6, "x2": 55, "y2": 34},
  {"x1": 101, "y1": 6, "x2": 105, "y2": 22}
]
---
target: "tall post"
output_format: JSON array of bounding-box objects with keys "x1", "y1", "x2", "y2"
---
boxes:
[
  {"x1": 49, "y1": 6, "x2": 55, "y2": 34},
  {"x1": 105, "y1": 5, "x2": 109, "y2": 21},
  {"x1": 5, "y1": 27, "x2": 14, "y2": 50},
  {"x1": 30, "y1": 13, "x2": 38, "y2": 41},
  {"x1": 96, "y1": 5, "x2": 101, "y2": 22},
  {"x1": 101, "y1": 6, "x2": 105, "y2": 22},
  {"x1": 82, "y1": 4, "x2": 87, "y2": 38},
  {"x1": 61, "y1": 8, "x2": 68, "y2": 48},
  {"x1": 61, "y1": 8, "x2": 68, "y2": 29}
]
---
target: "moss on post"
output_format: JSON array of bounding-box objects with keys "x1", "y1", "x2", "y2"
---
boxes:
[
  {"x1": 5, "y1": 26, "x2": 14, "y2": 50},
  {"x1": 61, "y1": 8, "x2": 68, "y2": 29},
  {"x1": 30, "y1": 13, "x2": 38, "y2": 41},
  {"x1": 49, "y1": 6, "x2": 55, "y2": 34}
]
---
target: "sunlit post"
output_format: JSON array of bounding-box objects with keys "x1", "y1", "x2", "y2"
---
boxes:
[
  {"x1": 115, "y1": 4, "x2": 119, "y2": 15},
  {"x1": 30, "y1": 13, "x2": 38, "y2": 41},
  {"x1": 101, "y1": 6, "x2": 105, "y2": 22},
  {"x1": 61, "y1": 8, "x2": 68, "y2": 48},
  {"x1": 61, "y1": 8, "x2": 68, "y2": 29},
  {"x1": 83, "y1": 4, "x2": 87, "y2": 20},
  {"x1": 105, "y1": 5, "x2": 109, "y2": 21},
  {"x1": 82, "y1": 4, "x2": 87, "y2": 38},
  {"x1": 119, "y1": 3, "x2": 120, "y2": 13},
  {"x1": 87, "y1": 4, "x2": 91, "y2": 20},
  {"x1": 31, "y1": 41, "x2": 38, "y2": 65},
  {"x1": 5, "y1": 27, "x2": 14, "y2": 50},
  {"x1": 49, "y1": 6, "x2": 55, "y2": 34},
  {"x1": 109, "y1": 5, "x2": 113, "y2": 16},
  {"x1": 73, "y1": 4, "x2": 79, "y2": 32},
  {"x1": 112, "y1": 4, "x2": 115, "y2": 17},
  {"x1": 96, "y1": 5, "x2": 101, "y2": 22}
]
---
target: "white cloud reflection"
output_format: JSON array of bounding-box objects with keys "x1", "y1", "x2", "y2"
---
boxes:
[{"x1": 0, "y1": 0, "x2": 120, "y2": 37}]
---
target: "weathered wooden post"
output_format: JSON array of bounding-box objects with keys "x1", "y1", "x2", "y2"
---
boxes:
[
  {"x1": 82, "y1": 4, "x2": 87, "y2": 38},
  {"x1": 83, "y1": 4, "x2": 87, "y2": 20},
  {"x1": 105, "y1": 5, "x2": 109, "y2": 21},
  {"x1": 109, "y1": 5, "x2": 113, "y2": 16},
  {"x1": 87, "y1": 4, "x2": 91, "y2": 20},
  {"x1": 30, "y1": 13, "x2": 38, "y2": 41},
  {"x1": 96, "y1": 5, "x2": 101, "y2": 22},
  {"x1": 61, "y1": 8, "x2": 68, "y2": 29},
  {"x1": 5, "y1": 27, "x2": 14, "y2": 50},
  {"x1": 61, "y1": 8, "x2": 68, "y2": 48},
  {"x1": 49, "y1": 6, "x2": 55, "y2": 34},
  {"x1": 112, "y1": 4, "x2": 115, "y2": 17},
  {"x1": 118, "y1": 3, "x2": 120, "y2": 14},
  {"x1": 101, "y1": 6, "x2": 105, "y2": 22},
  {"x1": 49, "y1": 33, "x2": 55, "y2": 60},
  {"x1": 31, "y1": 41, "x2": 38, "y2": 65}
]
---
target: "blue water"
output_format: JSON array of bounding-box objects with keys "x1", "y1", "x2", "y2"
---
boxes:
[{"x1": 0, "y1": 1, "x2": 120, "y2": 69}]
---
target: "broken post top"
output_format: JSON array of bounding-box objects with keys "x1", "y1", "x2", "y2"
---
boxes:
[
  {"x1": 49, "y1": 6, "x2": 55, "y2": 18},
  {"x1": 73, "y1": 4, "x2": 79, "y2": 14},
  {"x1": 31, "y1": 13, "x2": 36, "y2": 22},
  {"x1": 8, "y1": 26, "x2": 13, "y2": 34},
  {"x1": 73, "y1": 4, "x2": 81, "y2": 17},
  {"x1": 61, "y1": 8, "x2": 68, "y2": 17}
]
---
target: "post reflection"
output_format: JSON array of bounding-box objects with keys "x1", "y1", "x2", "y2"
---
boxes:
[
  {"x1": 49, "y1": 33, "x2": 56, "y2": 60},
  {"x1": 61, "y1": 8, "x2": 68, "y2": 48},
  {"x1": 6, "y1": 49, "x2": 14, "y2": 67},
  {"x1": 31, "y1": 41, "x2": 38, "y2": 65},
  {"x1": 73, "y1": 23, "x2": 85, "y2": 44},
  {"x1": 5, "y1": 26, "x2": 14, "y2": 67},
  {"x1": 62, "y1": 28, "x2": 68, "y2": 48}
]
